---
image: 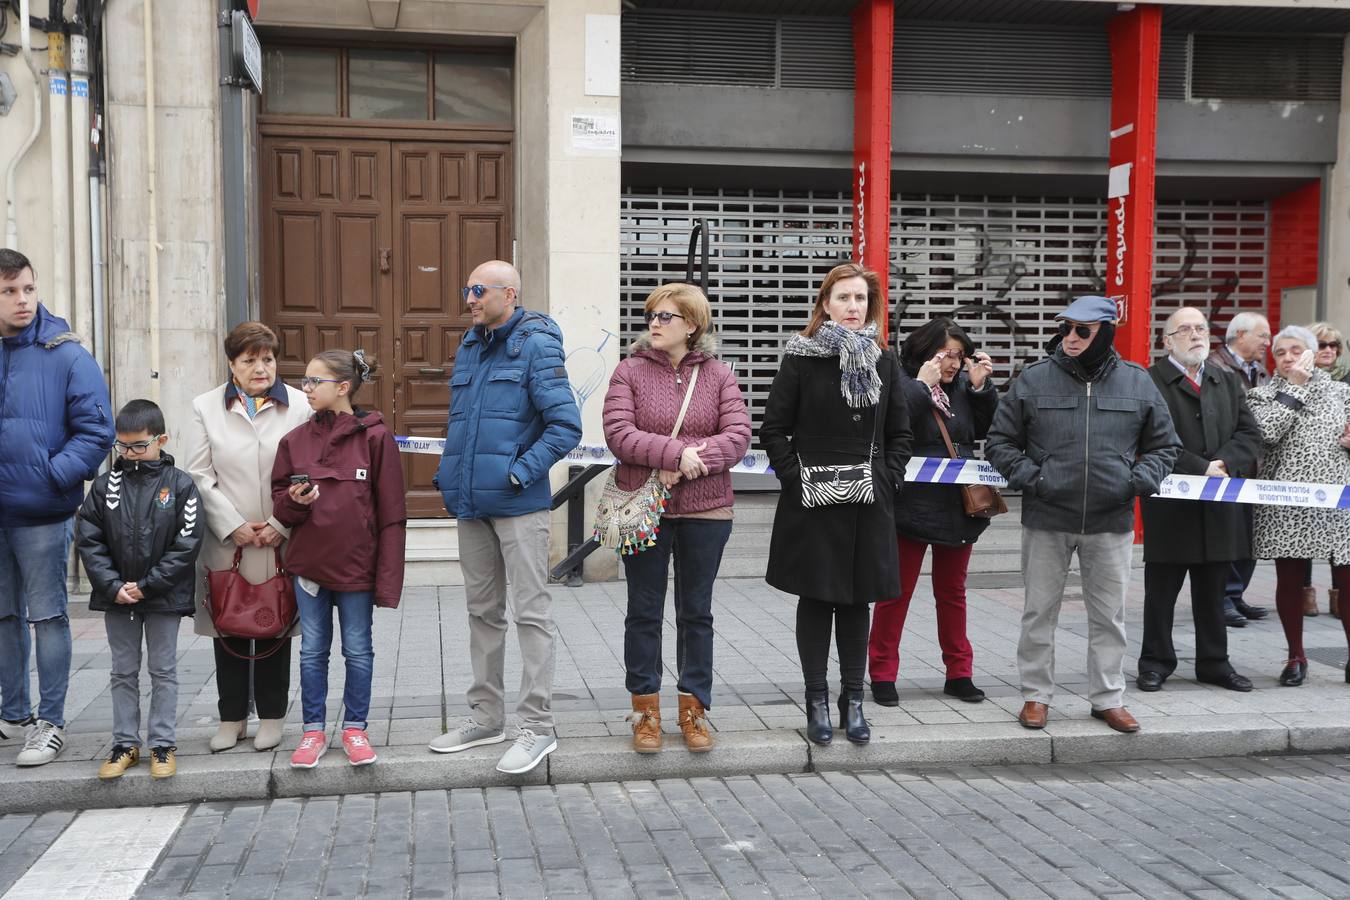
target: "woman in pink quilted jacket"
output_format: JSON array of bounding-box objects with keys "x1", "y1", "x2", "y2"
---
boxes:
[{"x1": 602, "y1": 283, "x2": 751, "y2": 755}]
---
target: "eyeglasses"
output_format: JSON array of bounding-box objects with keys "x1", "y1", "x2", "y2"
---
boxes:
[
  {"x1": 1319, "y1": 341, "x2": 1342, "y2": 351},
  {"x1": 644, "y1": 311, "x2": 686, "y2": 326},
  {"x1": 940, "y1": 349, "x2": 967, "y2": 362},
  {"x1": 114, "y1": 436, "x2": 161, "y2": 453},
  {"x1": 461, "y1": 284, "x2": 511, "y2": 301},
  {"x1": 1167, "y1": 324, "x2": 1209, "y2": 337},
  {"x1": 1057, "y1": 321, "x2": 1095, "y2": 340},
  {"x1": 299, "y1": 376, "x2": 343, "y2": 390}
]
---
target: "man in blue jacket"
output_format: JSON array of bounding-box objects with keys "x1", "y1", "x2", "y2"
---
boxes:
[
  {"x1": 0, "y1": 248, "x2": 114, "y2": 766},
  {"x1": 428, "y1": 259, "x2": 581, "y2": 775},
  {"x1": 986, "y1": 295, "x2": 1180, "y2": 736}
]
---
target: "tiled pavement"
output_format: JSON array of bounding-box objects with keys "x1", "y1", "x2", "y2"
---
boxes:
[{"x1": 4, "y1": 561, "x2": 1350, "y2": 811}]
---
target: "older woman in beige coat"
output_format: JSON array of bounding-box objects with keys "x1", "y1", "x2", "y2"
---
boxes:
[{"x1": 184, "y1": 322, "x2": 310, "y2": 751}]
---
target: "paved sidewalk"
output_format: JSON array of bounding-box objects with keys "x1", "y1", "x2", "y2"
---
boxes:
[{"x1": 4, "y1": 562, "x2": 1350, "y2": 812}]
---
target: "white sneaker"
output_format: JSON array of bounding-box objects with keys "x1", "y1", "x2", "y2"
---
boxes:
[
  {"x1": 428, "y1": 717, "x2": 505, "y2": 754},
  {"x1": 495, "y1": 726, "x2": 556, "y2": 775},
  {"x1": 15, "y1": 720, "x2": 65, "y2": 767},
  {"x1": 0, "y1": 716, "x2": 35, "y2": 742}
]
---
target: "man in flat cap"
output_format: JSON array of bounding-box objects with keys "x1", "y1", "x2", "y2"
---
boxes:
[{"x1": 986, "y1": 296, "x2": 1180, "y2": 734}]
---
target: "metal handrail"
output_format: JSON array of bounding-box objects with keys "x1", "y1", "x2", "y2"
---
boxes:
[{"x1": 550, "y1": 464, "x2": 609, "y2": 586}]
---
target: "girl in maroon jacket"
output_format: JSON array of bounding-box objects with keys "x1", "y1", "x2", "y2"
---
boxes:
[
  {"x1": 602, "y1": 283, "x2": 751, "y2": 755},
  {"x1": 270, "y1": 349, "x2": 407, "y2": 769}
]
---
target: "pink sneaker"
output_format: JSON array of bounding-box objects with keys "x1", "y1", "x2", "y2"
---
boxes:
[
  {"x1": 342, "y1": 728, "x2": 377, "y2": 766},
  {"x1": 289, "y1": 730, "x2": 327, "y2": 769}
]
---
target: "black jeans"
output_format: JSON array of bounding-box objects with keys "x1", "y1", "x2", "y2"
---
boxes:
[
  {"x1": 1139, "y1": 562, "x2": 1233, "y2": 680},
  {"x1": 214, "y1": 636, "x2": 292, "y2": 720},
  {"x1": 622, "y1": 517, "x2": 732, "y2": 709},
  {"x1": 796, "y1": 598, "x2": 870, "y2": 694}
]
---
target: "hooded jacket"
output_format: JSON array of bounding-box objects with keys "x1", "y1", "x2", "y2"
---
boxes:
[
  {"x1": 985, "y1": 347, "x2": 1181, "y2": 535},
  {"x1": 435, "y1": 307, "x2": 582, "y2": 519},
  {"x1": 0, "y1": 304, "x2": 114, "y2": 526},
  {"x1": 271, "y1": 409, "x2": 407, "y2": 607},
  {"x1": 602, "y1": 332, "x2": 752, "y2": 515},
  {"x1": 76, "y1": 453, "x2": 203, "y2": 615}
]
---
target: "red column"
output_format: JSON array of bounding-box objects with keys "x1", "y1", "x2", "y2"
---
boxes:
[
  {"x1": 1106, "y1": 5, "x2": 1162, "y2": 367},
  {"x1": 1267, "y1": 181, "x2": 1322, "y2": 333},
  {"x1": 852, "y1": 0, "x2": 894, "y2": 340}
]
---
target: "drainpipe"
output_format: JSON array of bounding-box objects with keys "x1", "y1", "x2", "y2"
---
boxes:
[
  {"x1": 4, "y1": 0, "x2": 43, "y2": 250},
  {"x1": 70, "y1": 27, "x2": 93, "y2": 345},
  {"x1": 46, "y1": 1, "x2": 70, "y2": 322},
  {"x1": 142, "y1": 0, "x2": 161, "y2": 401}
]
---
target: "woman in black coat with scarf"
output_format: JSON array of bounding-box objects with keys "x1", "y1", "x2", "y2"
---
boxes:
[
  {"x1": 867, "y1": 318, "x2": 998, "y2": 707},
  {"x1": 760, "y1": 263, "x2": 912, "y2": 746}
]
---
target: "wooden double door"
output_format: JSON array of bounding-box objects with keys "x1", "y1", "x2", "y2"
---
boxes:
[{"x1": 260, "y1": 135, "x2": 512, "y2": 517}]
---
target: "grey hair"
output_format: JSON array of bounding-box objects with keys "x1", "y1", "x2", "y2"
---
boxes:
[
  {"x1": 1273, "y1": 325, "x2": 1317, "y2": 354},
  {"x1": 1225, "y1": 311, "x2": 1269, "y2": 344}
]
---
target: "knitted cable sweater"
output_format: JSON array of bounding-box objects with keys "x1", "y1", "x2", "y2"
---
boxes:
[{"x1": 602, "y1": 333, "x2": 752, "y2": 515}]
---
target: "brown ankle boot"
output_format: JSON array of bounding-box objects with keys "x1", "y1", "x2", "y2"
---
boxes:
[
  {"x1": 1303, "y1": 586, "x2": 1319, "y2": 617},
  {"x1": 1331, "y1": 588, "x2": 1341, "y2": 619},
  {"x1": 629, "y1": 694, "x2": 661, "y2": 754},
  {"x1": 678, "y1": 693, "x2": 713, "y2": 752}
]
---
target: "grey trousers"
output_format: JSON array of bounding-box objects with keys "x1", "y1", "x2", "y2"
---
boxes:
[
  {"x1": 458, "y1": 509, "x2": 556, "y2": 734},
  {"x1": 104, "y1": 609, "x2": 180, "y2": 748},
  {"x1": 1019, "y1": 527, "x2": 1134, "y2": 711}
]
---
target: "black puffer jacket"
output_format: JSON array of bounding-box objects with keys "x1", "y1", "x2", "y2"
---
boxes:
[
  {"x1": 893, "y1": 370, "x2": 999, "y2": 547},
  {"x1": 985, "y1": 349, "x2": 1181, "y2": 535},
  {"x1": 76, "y1": 454, "x2": 203, "y2": 615}
]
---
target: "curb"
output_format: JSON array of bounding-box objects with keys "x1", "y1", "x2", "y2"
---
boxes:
[{"x1": 4, "y1": 717, "x2": 1349, "y2": 815}]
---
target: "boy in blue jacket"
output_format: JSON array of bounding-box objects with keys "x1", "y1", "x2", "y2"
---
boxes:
[{"x1": 77, "y1": 400, "x2": 203, "y2": 779}]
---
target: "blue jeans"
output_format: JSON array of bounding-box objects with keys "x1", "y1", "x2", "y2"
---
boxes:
[
  {"x1": 0, "y1": 521, "x2": 73, "y2": 726},
  {"x1": 621, "y1": 517, "x2": 732, "y2": 710},
  {"x1": 296, "y1": 579, "x2": 374, "y2": 731}
]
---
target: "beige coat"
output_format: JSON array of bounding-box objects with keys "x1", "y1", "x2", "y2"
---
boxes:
[{"x1": 183, "y1": 382, "x2": 312, "y2": 637}]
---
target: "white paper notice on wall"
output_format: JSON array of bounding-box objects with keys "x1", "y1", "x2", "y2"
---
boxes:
[
  {"x1": 1107, "y1": 163, "x2": 1133, "y2": 200},
  {"x1": 570, "y1": 112, "x2": 620, "y2": 153},
  {"x1": 585, "y1": 14, "x2": 621, "y2": 97}
]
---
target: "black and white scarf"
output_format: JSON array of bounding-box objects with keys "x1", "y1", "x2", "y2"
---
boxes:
[{"x1": 785, "y1": 321, "x2": 882, "y2": 408}]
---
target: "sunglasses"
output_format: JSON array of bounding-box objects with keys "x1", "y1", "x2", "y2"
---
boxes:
[
  {"x1": 461, "y1": 284, "x2": 510, "y2": 301},
  {"x1": 1319, "y1": 341, "x2": 1342, "y2": 351},
  {"x1": 114, "y1": 436, "x2": 161, "y2": 453},
  {"x1": 644, "y1": 311, "x2": 686, "y2": 325},
  {"x1": 1057, "y1": 321, "x2": 1095, "y2": 340}
]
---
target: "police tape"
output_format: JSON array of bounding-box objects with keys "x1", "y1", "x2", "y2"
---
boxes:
[{"x1": 395, "y1": 437, "x2": 1350, "y2": 511}]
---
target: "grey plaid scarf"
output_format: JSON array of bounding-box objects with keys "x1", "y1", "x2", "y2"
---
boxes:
[{"x1": 785, "y1": 321, "x2": 882, "y2": 408}]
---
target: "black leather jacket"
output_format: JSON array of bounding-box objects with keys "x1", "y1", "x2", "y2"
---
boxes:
[{"x1": 76, "y1": 453, "x2": 203, "y2": 615}]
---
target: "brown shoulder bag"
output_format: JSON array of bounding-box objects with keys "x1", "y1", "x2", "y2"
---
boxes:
[{"x1": 931, "y1": 408, "x2": 1008, "y2": 519}]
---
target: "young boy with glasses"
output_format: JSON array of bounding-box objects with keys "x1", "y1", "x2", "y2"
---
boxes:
[{"x1": 76, "y1": 399, "x2": 203, "y2": 780}]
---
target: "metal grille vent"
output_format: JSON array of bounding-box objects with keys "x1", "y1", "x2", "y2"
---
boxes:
[
  {"x1": 893, "y1": 23, "x2": 1113, "y2": 97},
  {"x1": 621, "y1": 188, "x2": 1269, "y2": 431},
  {"x1": 1190, "y1": 34, "x2": 1343, "y2": 102},
  {"x1": 780, "y1": 17, "x2": 854, "y2": 89},
  {"x1": 1158, "y1": 31, "x2": 1189, "y2": 101},
  {"x1": 621, "y1": 10, "x2": 777, "y2": 86}
]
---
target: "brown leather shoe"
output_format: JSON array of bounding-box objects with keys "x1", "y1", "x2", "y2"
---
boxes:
[
  {"x1": 678, "y1": 693, "x2": 714, "y2": 753},
  {"x1": 1330, "y1": 588, "x2": 1340, "y2": 619},
  {"x1": 1017, "y1": 701, "x2": 1048, "y2": 729},
  {"x1": 1091, "y1": 706, "x2": 1140, "y2": 733},
  {"x1": 629, "y1": 694, "x2": 661, "y2": 753},
  {"x1": 1303, "y1": 586, "x2": 1319, "y2": 617}
]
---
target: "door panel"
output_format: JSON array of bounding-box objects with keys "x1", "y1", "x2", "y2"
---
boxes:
[
  {"x1": 392, "y1": 141, "x2": 512, "y2": 517},
  {"x1": 261, "y1": 135, "x2": 513, "y2": 519}
]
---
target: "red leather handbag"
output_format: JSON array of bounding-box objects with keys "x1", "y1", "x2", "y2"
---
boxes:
[{"x1": 206, "y1": 547, "x2": 298, "y2": 660}]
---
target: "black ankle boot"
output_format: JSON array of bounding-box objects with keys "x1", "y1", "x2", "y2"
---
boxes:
[
  {"x1": 837, "y1": 690, "x2": 870, "y2": 744},
  {"x1": 805, "y1": 691, "x2": 832, "y2": 745}
]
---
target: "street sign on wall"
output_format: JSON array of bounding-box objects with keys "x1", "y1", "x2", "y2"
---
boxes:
[{"x1": 231, "y1": 11, "x2": 261, "y2": 93}]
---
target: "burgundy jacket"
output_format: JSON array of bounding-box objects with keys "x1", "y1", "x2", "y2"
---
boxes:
[
  {"x1": 271, "y1": 409, "x2": 407, "y2": 607},
  {"x1": 602, "y1": 334, "x2": 752, "y2": 514}
]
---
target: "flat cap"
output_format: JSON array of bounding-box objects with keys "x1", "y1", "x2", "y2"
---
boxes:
[{"x1": 1056, "y1": 295, "x2": 1119, "y2": 323}]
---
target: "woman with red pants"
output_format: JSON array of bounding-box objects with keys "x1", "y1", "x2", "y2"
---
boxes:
[{"x1": 868, "y1": 317, "x2": 998, "y2": 706}]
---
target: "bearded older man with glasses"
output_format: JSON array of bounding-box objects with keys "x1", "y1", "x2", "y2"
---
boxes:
[
  {"x1": 986, "y1": 295, "x2": 1181, "y2": 734},
  {"x1": 1136, "y1": 308, "x2": 1261, "y2": 694}
]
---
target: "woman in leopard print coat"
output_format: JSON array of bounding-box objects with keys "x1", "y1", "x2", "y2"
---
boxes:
[{"x1": 1248, "y1": 326, "x2": 1350, "y2": 687}]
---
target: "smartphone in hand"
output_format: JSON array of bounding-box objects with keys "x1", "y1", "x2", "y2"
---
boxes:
[{"x1": 289, "y1": 474, "x2": 315, "y2": 496}]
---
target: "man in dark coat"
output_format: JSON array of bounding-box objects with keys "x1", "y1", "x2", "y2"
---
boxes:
[
  {"x1": 985, "y1": 295, "x2": 1181, "y2": 734},
  {"x1": 1137, "y1": 308, "x2": 1261, "y2": 693},
  {"x1": 1206, "y1": 311, "x2": 1273, "y2": 624}
]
